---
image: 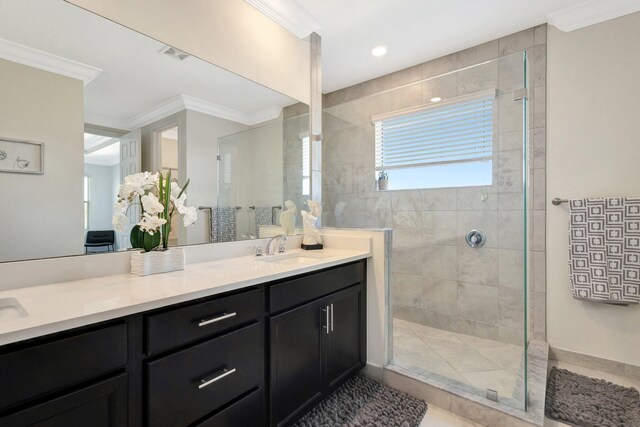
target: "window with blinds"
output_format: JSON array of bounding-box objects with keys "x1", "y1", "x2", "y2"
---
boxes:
[
  {"x1": 373, "y1": 90, "x2": 495, "y2": 190},
  {"x1": 301, "y1": 135, "x2": 310, "y2": 196}
]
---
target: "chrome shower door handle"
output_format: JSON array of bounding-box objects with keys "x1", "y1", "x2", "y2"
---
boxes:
[{"x1": 465, "y1": 230, "x2": 486, "y2": 248}]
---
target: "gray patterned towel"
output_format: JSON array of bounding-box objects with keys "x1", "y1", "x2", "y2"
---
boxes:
[
  {"x1": 568, "y1": 198, "x2": 640, "y2": 304},
  {"x1": 213, "y1": 207, "x2": 237, "y2": 242}
]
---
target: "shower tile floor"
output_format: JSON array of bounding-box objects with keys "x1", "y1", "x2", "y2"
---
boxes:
[{"x1": 392, "y1": 318, "x2": 525, "y2": 403}]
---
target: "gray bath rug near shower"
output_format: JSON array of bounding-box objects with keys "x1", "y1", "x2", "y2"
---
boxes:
[
  {"x1": 545, "y1": 367, "x2": 640, "y2": 427},
  {"x1": 294, "y1": 374, "x2": 427, "y2": 427}
]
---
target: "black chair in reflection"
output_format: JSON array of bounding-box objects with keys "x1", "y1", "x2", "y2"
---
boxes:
[{"x1": 84, "y1": 230, "x2": 116, "y2": 253}]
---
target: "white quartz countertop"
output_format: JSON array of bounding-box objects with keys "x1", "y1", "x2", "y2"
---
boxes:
[{"x1": 0, "y1": 248, "x2": 370, "y2": 346}]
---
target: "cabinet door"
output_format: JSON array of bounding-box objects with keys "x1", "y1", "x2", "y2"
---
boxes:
[
  {"x1": 324, "y1": 285, "x2": 366, "y2": 390},
  {"x1": 0, "y1": 374, "x2": 127, "y2": 427},
  {"x1": 269, "y1": 299, "x2": 324, "y2": 427}
]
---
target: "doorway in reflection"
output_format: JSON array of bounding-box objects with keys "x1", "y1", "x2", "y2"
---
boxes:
[{"x1": 83, "y1": 132, "x2": 121, "y2": 252}]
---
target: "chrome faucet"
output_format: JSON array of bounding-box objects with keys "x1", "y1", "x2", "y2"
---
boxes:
[{"x1": 266, "y1": 235, "x2": 287, "y2": 255}]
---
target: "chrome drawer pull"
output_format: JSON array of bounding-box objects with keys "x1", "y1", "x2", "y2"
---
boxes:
[
  {"x1": 198, "y1": 368, "x2": 237, "y2": 389},
  {"x1": 198, "y1": 312, "x2": 237, "y2": 327}
]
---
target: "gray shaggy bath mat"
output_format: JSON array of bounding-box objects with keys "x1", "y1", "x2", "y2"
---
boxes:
[
  {"x1": 545, "y1": 367, "x2": 640, "y2": 427},
  {"x1": 294, "y1": 375, "x2": 426, "y2": 427}
]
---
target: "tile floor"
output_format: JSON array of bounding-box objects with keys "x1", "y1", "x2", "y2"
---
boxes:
[
  {"x1": 419, "y1": 405, "x2": 483, "y2": 426},
  {"x1": 393, "y1": 318, "x2": 525, "y2": 405}
]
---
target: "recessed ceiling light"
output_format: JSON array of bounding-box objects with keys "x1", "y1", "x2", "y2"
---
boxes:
[
  {"x1": 371, "y1": 45, "x2": 387, "y2": 57},
  {"x1": 430, "y1": 97, "x2": 442, "y2": 103}
]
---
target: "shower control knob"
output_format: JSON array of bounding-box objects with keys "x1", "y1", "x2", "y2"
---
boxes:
[{"x1": 465, "y1": 230, "x2": 486, "y2": 248}]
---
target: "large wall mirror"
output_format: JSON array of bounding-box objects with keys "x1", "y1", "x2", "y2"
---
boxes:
[{"x1": 0, "y1": 0, "x2": 309, "y2": 263}]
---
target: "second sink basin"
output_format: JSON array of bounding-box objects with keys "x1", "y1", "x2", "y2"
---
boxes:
[
  {"x1": 258, "y1": 252, "x2": 330, "y2": 266},
  {"x1": 0, "y1": 298, "x2": 28, "y2": 321}
]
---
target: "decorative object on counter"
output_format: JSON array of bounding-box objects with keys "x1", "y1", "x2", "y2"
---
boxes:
[
  {"x1": 279, "y1": 200, "x2": 297, "y2": 236},
  {"x1": 301, "y1": 199, "x2": 323, "y2": 250},
  {"x1": 112, "y1": 171, "x2": 197, "y2": 276},
  {"x1": 377, "y1": 170, "x2": 389, "y2": 190},
  {"x1": 0, "y1": 138, "x2": 44, "y2": 174}
]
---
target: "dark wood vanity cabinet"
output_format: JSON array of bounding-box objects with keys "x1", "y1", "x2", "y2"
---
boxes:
[
  {"x1": 0, "y1": 259, "x2": 367, "y2": 427},
  {"x1": 0, "y1": 323, "x2": 129, "y2": 427},
  {"x1": 144, "y1": 286, "x2": 266, "y2": 427},
  {"x1": 269, "y1": 261, "x2": 367, "y2": 427}
]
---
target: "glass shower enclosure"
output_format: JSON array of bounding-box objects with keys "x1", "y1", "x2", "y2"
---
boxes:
[
  {"x1": 216, "y1": 107, "x2": 309, "y2": 242},
  {"x1": 322, "y1": 52, "x2": 529, "y2": 409}
]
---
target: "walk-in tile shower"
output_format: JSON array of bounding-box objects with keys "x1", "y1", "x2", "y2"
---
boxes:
[{"x1": 322, "y1": 44, "x2": 537, "y2": 410}]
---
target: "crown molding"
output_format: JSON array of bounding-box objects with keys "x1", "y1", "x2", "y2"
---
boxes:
[
  {"x1": 548, "y1": 0, "x2": 640, "y2": 32},
  {"x1": 86, "y1": 94, "x2": 283, "y2": 130},
  {"x1": 0, "y1": 38, "x2": 102, "y2": 85},
  {"x1": 247, "y1": 106, "x2": 284, "y2": 125},
  {"x1": 244, "y1": 0, "x2": 321, "y2": 39},
  {"x1": 83, "y1": 113, "x2": 130, "y2": 132}
]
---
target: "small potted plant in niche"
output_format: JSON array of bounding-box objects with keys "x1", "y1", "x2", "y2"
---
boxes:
[
  {"x1": 377, "y1": 170, "x2": 389, "y2": 191},
  {"x1": 112, "y1": 171, "x2": 197, "y2": 276}
]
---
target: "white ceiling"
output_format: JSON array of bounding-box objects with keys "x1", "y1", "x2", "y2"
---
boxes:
[
  {"x1": 0, "y1": 0, "x2": 297, "y2": 130},
  {"x1": 287, "y1": 0, "x2": 637, "y2": 92},
  {"x1": 84, "y1": 133, "x2": 119, "y2": 166}
]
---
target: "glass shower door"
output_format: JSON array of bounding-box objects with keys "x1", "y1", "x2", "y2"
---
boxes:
[{"x1": 322, "y1": 51, "x2": 529, "y2": 410}]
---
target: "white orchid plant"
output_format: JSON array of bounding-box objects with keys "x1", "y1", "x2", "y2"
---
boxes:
[{"x1": 112, "y1": 171, "x2": 197, "y2": 252}]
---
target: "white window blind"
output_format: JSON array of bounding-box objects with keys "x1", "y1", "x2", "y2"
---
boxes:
[
  {"x1": 302, "y1": 136, "x2": 310, "y2": 196},
  {"x1": 374, "y1": 91, "x2": 495, "y2": 172}
]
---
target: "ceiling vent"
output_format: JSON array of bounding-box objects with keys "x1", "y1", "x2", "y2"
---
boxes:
[{"x1": 161, "y1": 45, "x2": 190, "y2": 61}]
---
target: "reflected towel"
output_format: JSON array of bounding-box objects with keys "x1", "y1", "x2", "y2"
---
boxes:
[
  {"x1": 568, "y1": 198, "x2": 640, "y2": 304},
  {"x1": 213, "y1": 207, "x2": 237, "y2": 243}
]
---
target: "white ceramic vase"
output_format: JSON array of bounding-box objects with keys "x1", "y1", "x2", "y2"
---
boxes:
[{"x1": 130, "y1": 247, "x2": 185, "y2": 276}]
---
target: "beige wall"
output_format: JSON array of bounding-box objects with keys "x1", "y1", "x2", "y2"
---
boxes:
[
  {"x1": 0, "y1": 59, "x2": 85, "y2": 262},
  {"x1": 547, "y1": 13, "x2": 640, "y2": 365},
  {"x1": 66, "y1": 0, "x2": 310, "y2": 104}
]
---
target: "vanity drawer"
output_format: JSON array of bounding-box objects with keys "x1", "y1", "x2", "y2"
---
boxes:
[
  {"x1": 269, "y1": 260, "x2": 366, "y2": 313},
  {"x1": 196, "y1": 388, "x2": 263, "y2": 427},
  {"x1": 147, "y1": 323, "x2": 263, "y2": 427},
  {"x1": 0, "y1": 323, "x2": 127, "y2": 410},
  {"x1": 145, "y1": 287, "x2": 263, "y2": 356}
]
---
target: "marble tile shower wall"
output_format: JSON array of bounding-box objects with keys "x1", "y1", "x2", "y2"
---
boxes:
[
  {"x1": 321, "y1": 26, "x2": 547, "y2": 345},
  {"x1": 283, "y1": 103, "x2": 310, "y2": 224}
]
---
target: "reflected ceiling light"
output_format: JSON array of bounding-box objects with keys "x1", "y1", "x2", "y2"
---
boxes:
[
  {"x1": 161, "y1": 45, "x2": 190, "y2": 61},
  {"x1": 430, "y1": 97, "x2": 442, "y2": 103},
  {"x1": 371, "y1": 45, "x2": 387, "y2": 57}
]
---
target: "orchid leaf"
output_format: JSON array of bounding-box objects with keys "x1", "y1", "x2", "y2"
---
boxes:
[
  {"x1": 177, "y1": 178, "x2": 190, "y2": 198},
  {"x1": 143, "y1": 231, "x2": 161, "y2": 252},
  {"x1": 130, "y1": 225, "x2": 144, "y2": 249}
]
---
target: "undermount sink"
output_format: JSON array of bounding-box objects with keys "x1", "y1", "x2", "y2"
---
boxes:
[
  {"x1": 258, "y1": 252, "x2": 330, "y2": 265},
  {"x1": 0, "y1": 298, "x2": 28, "y2": 321}
]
